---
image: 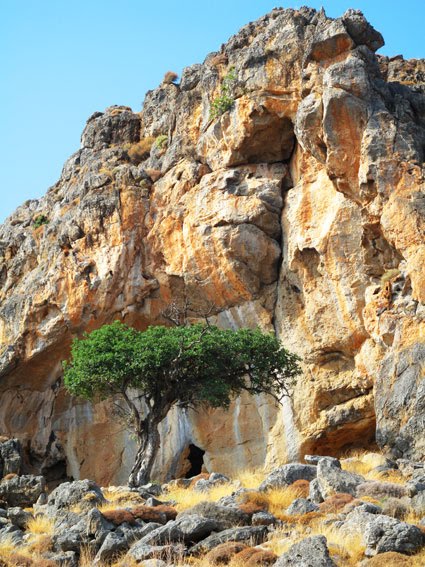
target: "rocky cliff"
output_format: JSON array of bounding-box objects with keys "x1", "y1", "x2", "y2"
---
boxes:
[{"x1": 0, "y1": 7, "x2": 424, "y2": 485}]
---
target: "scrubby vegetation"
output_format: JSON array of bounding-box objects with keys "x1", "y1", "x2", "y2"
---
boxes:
[
  {"x1": 210, "y1": 67, "x2": 237, "y2": 120},
  {"x1": 32, "y1": 214, "x2": 49, "y2": 228}
]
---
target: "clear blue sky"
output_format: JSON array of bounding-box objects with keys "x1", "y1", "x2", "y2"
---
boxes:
[{"x1": 1, "y1": 1, "x2": 423, "y2": 223}]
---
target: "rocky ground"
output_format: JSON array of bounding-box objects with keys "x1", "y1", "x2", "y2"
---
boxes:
[{"x1": 1, "y1": 439, "x2": 425, "y2": 566}]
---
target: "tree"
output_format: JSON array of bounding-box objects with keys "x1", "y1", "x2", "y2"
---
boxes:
[{"x1": 63, "y1": 321, "x2": 301, "y2": 487}]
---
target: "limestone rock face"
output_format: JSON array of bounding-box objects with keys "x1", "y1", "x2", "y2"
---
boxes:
[{"x1": 0, "y1": 7, "x2": 424, "y2": 483}]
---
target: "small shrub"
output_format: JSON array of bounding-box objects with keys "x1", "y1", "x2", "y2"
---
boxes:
[
  {"x1": 26, "y1": 515, "x2": 54, "y2": 536},
  {"x1": 131, "y1": 504, "x2": 177, "y2": 523},
  {"x1": 125, "y1": 137, "x2": 155, "y2": 164},
  {"x1": 154, "y1": 134, "x2": 168, "y2": 150},
  {"x1": 102, "y1": 508, "x2": 136, "y2": 525},
  {"x1": 381, "y1": 269, "x2": 401, "y2": 285},
  {"x1": 205, "y1": 541, "x2": 248, "y2": 564},
  {"x1": 319, "y1": 493, "x2": 354, "y2": 513},
  {"x1": 33, "y1": 214, "x2": 49, "y2": 229},
  {"x1": 163, "y1": 71, "x2": 178, "y2": 84},
  {"x1": 238, "y1": 501, "x2": 266, "y2": 515},
  {"x1": 290, "y1": 479, "x2": 310, "y2": 498},
  {"x1": 357, "y1": 481, "x2": 408, "y2": 499},
  {"x1": 244, "y1": 550, "x2": 278, "y2": 566},
  {"x1": 210, "y1": 67, "x2": 237, "y2": 120},
  {"x1": 381, "y1": 497, "x2": 411, "y2": 519}
]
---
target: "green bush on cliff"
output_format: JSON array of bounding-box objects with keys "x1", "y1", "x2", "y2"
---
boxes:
[
  {"x1": 33, "y1": 214, "x2": 49, "y2": 228},
  {"x1": 210, "y1": 67, "x2": 237, "y2": 120},
  {"x1": 63, "y1": 320, "x2": 301, "y2": 487}
]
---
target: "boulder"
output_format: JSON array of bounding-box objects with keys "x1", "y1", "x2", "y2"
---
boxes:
[
  {"x1": 47, "y1": 479, "x2": 105, "y2": 515},
  {"x1": 190, "y1": 526, "x2": 268, "y2": 554},
  {"x1": 178, "y1": 502, "x2": 249, "y2": 528},
  {"x1": 317, "y1": 458, "x2": 364, "y2": 498},
  {"x1": 274, "y1": 535, "x2": 337, "y2": 566},
  {"x1": 0, "y1": 524, "x2": 24, "y2": 545},
  {"x1": 364, "y1": 515, "x2": 424, "y2": 556},
  {"x1": 128, "y1": 542, "x2": 186, "y2": 562},
  {"x1": 0, "y1": 439, "x2": 22, "y2": 477},
  {"x1": 132, "y1": 514, "x2": 221, "y2": 547},
  {"x1": 94, "y1": 531, "x2": 129, "y2": 564},
  {"x1": 0, "y1": 475, "x2": 45, "y2": 507},
  {"x1": 252, "y1": 511, "x2": 277, "y2": 526},
  {"x1": 286, "y1": 498, "x2": 319, "y2": 516},
  {"x1": 259, "y1": 464, "x2": 317, "y2": 491},
  {"x1": 7, "y1": 506, "x2": 32, "y2": 529}
]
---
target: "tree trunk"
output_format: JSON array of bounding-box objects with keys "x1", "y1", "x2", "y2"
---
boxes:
[{"x1": 128, "y1": 418, "x2": 160, "y2": 487}]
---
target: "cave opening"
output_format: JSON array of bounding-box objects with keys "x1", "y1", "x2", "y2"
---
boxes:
[{"x1": 184, "y1": 444, "x2": 205, "y2": 478}]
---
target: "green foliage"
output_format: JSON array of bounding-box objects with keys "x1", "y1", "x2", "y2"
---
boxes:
[
  {"x1": 154, "y1": 135, "x2": 168, "y2": 150},
  {"x1": 33, "y1": 214, "x2": 49, "y2": 228},
  {"x1": 210, "y1": 67, "x2": 237, "y2": 120},
  {"x1": 63, "y1": 321, "x2": 301, "y2": 409}
]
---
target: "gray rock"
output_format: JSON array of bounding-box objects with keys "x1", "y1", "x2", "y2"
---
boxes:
[
  {"x1": 47, "y1": 479, "x2": 105, "y2": 515},
  {"x1": 317, "y1": 457, "x2": 364, "y2": 498},
  {"x1": 0, "y1": 475, "x2": 46, "y2": 507},
  {"x1": 81, "y1": 107, "x2": 141, "y2": 150},
  {"x1": 275, "y1": 535, "x2": 337, "y2": 566},
  {"x1": 44, "y1": 551, "x2": 78, "y2": 567},
  {"x1": 286, "y1": 498, "x2": 319, "y2": 516},
  {"x1": 142, "y1": 561, "x2": 168, "y2": 567},
  {"x1": 0, "y1": 524, "x2": 24, "y2": 545},
  {"x1": 54, "y1": 523, "x2": 89, "y2": 553},
  {"x1": 341, "y1": 9, "x2": 384, "y2": 51},
  {"x1": 129, "y1": 542, "x2": 186, "y2": 562},
  {"x1": 252, "y1": 511, "x2": 277, "y2": 526},
  {"x1": 7, "y1": 506, "x2": 32, "y2": 529},
  {"x1": 309, "y1": 478, "x2": 325, "y2": 504},
  {"x1": 209, "y1": 472, "x2": 231, "y2": 484},
  {"x1": 190, "y1": 526, "x2": 268, "y2": 553},
  {"x1": 94, "y1": 531, "x2": 129, "y2": 564},
  {"x1": 0, "y1": 439, "x2": 22, "y2": 477},
  {"x1": 259, "y1": 464, "x2": 317, "y2": 491},
  {"x1": 145, "y1": 496, "x2": 165, "y2": 507},
  {"x1": 86, "y1": 507, "x2": 114, "y2": 537},
  {"x1": 138, "y1": 482, "x2": 163, "y2": 497},
  {"x1": 133, "y1": 514, "x2": 221, "y2": 547},
  {"x1": 54, "y1": 510, "x2": 84, "y2": 533},
  {"x1": 178, "y1": 502, "x2": 249, "y2": 528},
  {"x1": 364, "y1": 515, "x2": 425, "y2": 556}
]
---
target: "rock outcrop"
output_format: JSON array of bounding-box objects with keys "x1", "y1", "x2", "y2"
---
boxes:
[{"x1": 0, "y1": 7, "x2": 424, "y2": 483}]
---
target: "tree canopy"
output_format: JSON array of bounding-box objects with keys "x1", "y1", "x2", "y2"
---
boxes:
[{"x1": 63, "y1": 320, "x2": 302, "y2": 485}]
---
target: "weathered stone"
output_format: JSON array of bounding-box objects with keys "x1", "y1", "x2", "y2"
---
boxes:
[
  {"x1": 190, "y1": 526, "x2": 268, "y2": 554},
  {"x1": 178, "y1": 502, "x2": 249, "y2": 528},
  {"x1": 7, "y1": 507, "x2": 32, "y2": 529},
  {"x1": 286, "y1": 498, "x2": 319, "y2": 516},
  {"x1": 364, "y1": 515, "x2": 425, "y2": 556},
  {"x1": 47, "y1": 480, "x2": 105, "y2": 515},
  {"x1": 0, "y1": 524, "x2": 24, "y2": 545},
  {"x1": 259, "y1": 464, "x2": 317, "y2": 491},
  {"x1": 0, "y1": 439, "x2": 22, "y2": 477},
  {"x1": 251, "y1": 511, "x2": 276, "y2": 526},
  {"x1": 274, "y1": 535, "x2": 337, "y2": 566},
  {"x1": 317, "y1": 458, "x2": 364, "y2": 498},
  {"x1": 0, "y1": 475, "x2": 45, "y2": 507}
]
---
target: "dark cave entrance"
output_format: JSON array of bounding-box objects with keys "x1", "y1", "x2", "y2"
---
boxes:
[{"x1": 184, "y1": 444, "x2": 205, "y2": 478}]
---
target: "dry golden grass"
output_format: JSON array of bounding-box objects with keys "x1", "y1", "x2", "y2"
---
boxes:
[
  {"x1": 316, "y1": 523, "x2": 365, "y2": 566},
  {"x1": 79, "y1": 545, "x2": 96, "y2": 567},
  {"x1": 241, "y1": 485, "x2": 308, "y2": 518},
  {"x1": 125, "y1": 137, "x2": 155, "y2": 163},
  {"x1": 25, "y1": 534, "x2": 53, "y2": 555},
  {"x1": 235, "y1": 469, "x2": 265, "y2": 489},
  {"x1": 164, "y1": 482, "x2": 235, "y2": 512},
  {"x1": 25, "y1": 515, "x2": 54, "y2": 536},
  {"x1": 366, "y1": 469, "x2": 406, "y2": 484}
]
